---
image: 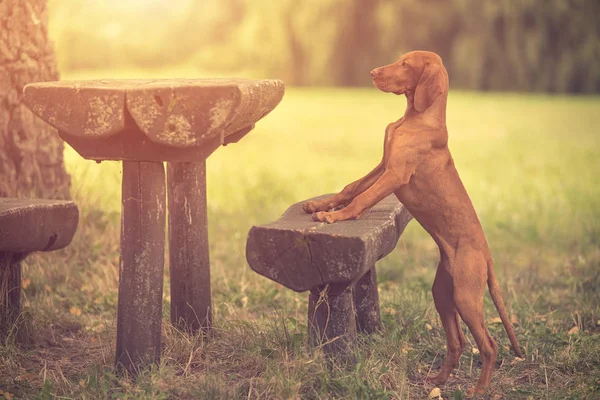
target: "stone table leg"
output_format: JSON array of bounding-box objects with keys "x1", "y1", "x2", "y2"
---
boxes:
[
  {"x1": 353, "y1": 266, "x2": 382, "y2": 334},
  {"x1": 308, "y1": 284, "x2": 357, "y2": 362},
  {"x1": 116, "y1": 161, "x2": 166, "y2": 373},
  {"x1": 0, "y1": 252, "x2": 22, "y2": 343},
  {"x1": 167, "y1": 161, "x2": 212, "y2": 333}
]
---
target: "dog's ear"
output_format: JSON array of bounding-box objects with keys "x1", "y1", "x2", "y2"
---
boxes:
[{"x1": 414, "y1": 61, "x2": 446, "y2": 113}]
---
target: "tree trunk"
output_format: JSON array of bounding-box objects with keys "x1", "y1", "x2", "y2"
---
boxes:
[{"x1": 0, "y1": 0, "x2": 70, "y2": 199}]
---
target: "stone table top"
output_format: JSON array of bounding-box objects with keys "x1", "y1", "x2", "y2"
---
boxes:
[{"x1": 22, "y1": 78, "x2": 285, "y2": 162}]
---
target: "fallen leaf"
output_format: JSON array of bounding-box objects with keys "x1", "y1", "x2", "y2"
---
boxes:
[
  {"x1": 488, "y1": 317, "x2": 502, "y2": 324},
  {"x1": 429, "y1": 387, "x2": 441, "y2": 399},
  {"x1": 425, "y1": 323, "x2": 433, "y2": 331},
  {"x1": 510, "y1": 314, "x2": 519, "y2": 325},
  {"x1": 567, "y1": 326, "x2": 580, "y2": 335},
  {"x1": 22, "y1": 278, "x2": 31, "y2": 289},
  {"x1": 0, "y1": 390, "x2": 15, "y2": 400},
  {"x1": 15, "y1": 372, "x2": 36, "y2": 381},
  {"x1": 472, "y1": 347, "x2": 480, "y2": 355},
  {"x1": 69, "y1": 306, "x2": 82, "y2": 316}
]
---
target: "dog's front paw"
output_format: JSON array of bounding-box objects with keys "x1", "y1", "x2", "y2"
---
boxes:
[
  {"x1": 303, "y1": 200, "x2": 330, "y2": 214},
  {"x1": 312, "y1": 211, "x2": 336, "y2": 224},
  {"x1": 302, "y1": 201, "x2": 318, "y2": 213}
]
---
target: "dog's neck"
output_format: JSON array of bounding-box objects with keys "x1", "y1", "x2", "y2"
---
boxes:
[{"x1": 403, "y1": 91, "x2": 447, "y2": 128}]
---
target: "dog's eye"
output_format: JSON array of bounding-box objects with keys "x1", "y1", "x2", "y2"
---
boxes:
[{"x1": 402, "y1": 61, "x2": 408, "y2": 67}]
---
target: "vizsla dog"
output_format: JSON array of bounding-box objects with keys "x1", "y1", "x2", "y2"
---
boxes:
[{"x1": 302, "y1": 50, "x2": 523, "y2": 396}]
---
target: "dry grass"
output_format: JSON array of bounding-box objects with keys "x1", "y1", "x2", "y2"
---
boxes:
[{"x1": 1, "y1": 86, "x2": 599, "y2": 399}]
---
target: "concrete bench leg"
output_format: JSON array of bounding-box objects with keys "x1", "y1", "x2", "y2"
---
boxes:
[
  {"x1": 116, "y1": 161, "x2": 166, "y2": 373},
  {"x1": 308, "y1": 284, "x2": 357, "y2": 361},
  {"x1": 353, "y1": 266, "x2": 382, "y2": 334},
  {"x1": 0, "y1": 252, "x2": 22, "y2": 343},
  {"x1": 167, "y1": 161, "x2": 212, "y2": 334}
]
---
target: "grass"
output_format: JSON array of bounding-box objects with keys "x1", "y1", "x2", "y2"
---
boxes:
[{"x1": 1, "y1": 82, "x2": 600, "y2": 399}]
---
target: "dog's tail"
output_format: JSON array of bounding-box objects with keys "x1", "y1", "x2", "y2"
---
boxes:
[{"x1": 487, "y1": 259, "x2": 524, "y2": 358}]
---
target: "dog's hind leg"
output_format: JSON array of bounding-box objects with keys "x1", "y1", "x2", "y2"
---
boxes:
[
  {"x1": 453, "y1": 247, "x2": 498, "y2": 396},
  {"x1": 427, "y1": 263, "x2": 466, "y2": 384}
]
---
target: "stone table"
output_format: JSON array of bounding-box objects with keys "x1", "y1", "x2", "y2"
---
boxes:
[{"x1": 23, "y1": 79, "x2": 284, "y2": 372}]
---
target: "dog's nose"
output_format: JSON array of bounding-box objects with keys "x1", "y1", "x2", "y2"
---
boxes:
[{"x1": 370, "y1": 68, "x2": 384, "y2": 78}]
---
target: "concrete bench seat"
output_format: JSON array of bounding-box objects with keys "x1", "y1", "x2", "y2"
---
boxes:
[{"x1": 0, "y1": 198, "x2": 79, "y2": 342}]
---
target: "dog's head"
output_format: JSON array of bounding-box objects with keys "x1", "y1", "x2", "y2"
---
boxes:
[{"x1": 370, "y1": 51, "x2": 448, "y2": 113}]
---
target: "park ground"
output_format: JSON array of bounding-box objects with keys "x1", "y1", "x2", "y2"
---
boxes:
[{"x1": 1, "y1": 81, "x2": 599, "y2": 399}]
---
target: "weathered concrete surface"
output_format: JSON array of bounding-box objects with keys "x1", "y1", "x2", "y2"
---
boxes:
[
  {"x1": 116, "y1": 161, "x2": 165, "y2": 372},
  {"x1": 167, "y1": 161, "x2": 212, "y2": 333},
  {"x1": 308, "y1": 284, "x2": 356, "y2": 360},
  {"x1": 246, "y1": 194, "x2": 412, "y2": 292},
  {"x1": 0, "y1": 198, "x2": 78, "y2": 343},
  {"x1": 353, "y1": 266, "x2": 382, "y2": 334},
  {"x1": 22, "y1": 79, "x2": 285, "y2": 162},
  {"x1": 1, "y1": 252, "x2": 22, "y2": 343},
  {"x1": 0, "y1": 198, "x2": 79, "y2": 252}
]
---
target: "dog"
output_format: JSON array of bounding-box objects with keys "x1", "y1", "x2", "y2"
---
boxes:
[{"x1": 302, "y1": 50, "x2": 523, "y2": 396}]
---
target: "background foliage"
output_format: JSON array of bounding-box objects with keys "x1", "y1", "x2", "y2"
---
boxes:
[{"x1": 48, "y1": 0, "x2": 600, "y2": 92}]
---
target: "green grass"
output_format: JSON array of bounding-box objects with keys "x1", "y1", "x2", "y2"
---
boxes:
[{"x1": 1, "y1": 84, "x2": 600, "y2": 399}]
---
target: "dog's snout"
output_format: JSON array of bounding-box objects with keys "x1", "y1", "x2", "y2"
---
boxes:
[{"x1": 370, "y1": 69, "x2": 380, "y2": 78}]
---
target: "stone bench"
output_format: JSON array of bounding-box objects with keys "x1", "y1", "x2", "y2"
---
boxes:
[
  {"x1": 246, "y1": 194, "x2": 412, "y2": 359},
  {"x1": 0, "y1": 198, "x2": 79, "y2": 343}
]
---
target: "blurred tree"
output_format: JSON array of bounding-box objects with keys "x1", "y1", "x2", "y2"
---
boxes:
[
  {"x1": 0, "y1": 0, "x2": 70, "y2": 199},
  {"x1": 448, "y1": 0, "x2": 600, "y2": 93},
  {"x1": 45, "y1": 0, "x2": 600, "y2": 92},
  {"x1": 330, "y1": 0, "x2": 380, "y2": 86}
]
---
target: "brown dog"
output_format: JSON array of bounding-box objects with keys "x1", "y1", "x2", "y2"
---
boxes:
[{"x1": 302, "y1": 50, "x2": 523, "y2": 396}]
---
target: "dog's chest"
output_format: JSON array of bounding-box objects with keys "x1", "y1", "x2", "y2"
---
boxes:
[
  {"x1": 385, "y1": 118, "x2": 404, "y2": 136},
  {"x1": 383, "y1": 119, "x2": 404, "y2": 158}
]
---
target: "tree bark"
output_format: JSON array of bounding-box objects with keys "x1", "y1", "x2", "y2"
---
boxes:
[{"x1": 0, "y1": 0, "x2": 70, "y2": 199}]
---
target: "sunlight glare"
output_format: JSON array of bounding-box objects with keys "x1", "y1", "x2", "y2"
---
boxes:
[{"x1": 108, "y1": 0, "x2": 184, "y2": 13}]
